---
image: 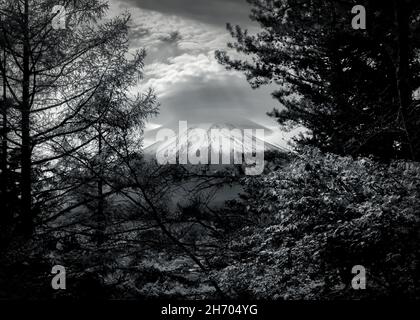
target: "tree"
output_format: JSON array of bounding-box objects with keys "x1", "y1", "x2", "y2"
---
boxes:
[
  {"x1": 59, "y1": 84, "x2": 157, "y2": 245},
  {"x1": 0, "y1": 0, "x2": 156, "y2": 237},
  {"x1": 0, "y1": 7, "x2": 21, "y2": 246},
  {"x1": 216, "y1": 0, "x2": 420, "y2": 160},
  {"x1": 0, "y1": 0, "x2": 160, "y2": 298},
  {"x1": 216, "y1": 148, "x2": 420, "y2": 299}
]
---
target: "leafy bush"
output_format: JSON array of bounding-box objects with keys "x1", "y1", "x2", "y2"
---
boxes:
[{"x1": 216, "y1": 148, "x2": 420, "y2": 299}]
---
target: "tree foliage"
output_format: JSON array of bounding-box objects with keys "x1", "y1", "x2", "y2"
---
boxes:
[
  {"x1": 215, "y1": 148, "x2": 420, "y2": 299},
  {"x1": 216, "y1": 0, "x2": 420, "y2": 160}
]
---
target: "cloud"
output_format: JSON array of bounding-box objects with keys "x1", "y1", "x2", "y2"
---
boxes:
[
  {"x1": 109, "y1": 0, "x2": 283, "y2": 131},
  {"x1": 142, "y1": 53, "x2": 237, "y2": 95},
  {"x1": 109, "y1": 4, "x2": 230, "y2": 61},
  {"x1": 158, "y1": 31, "x2": 183, "y2": 43},
  {"x1": 139, "y1": 52, "x2": 277, "y2": 124},
  {"x1": 116, "y1": 0, "x2": 253, "y2": 27}
]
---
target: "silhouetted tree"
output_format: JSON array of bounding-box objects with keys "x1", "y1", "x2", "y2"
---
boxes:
[
  {"x1": 0, "y1": 0, "x2": 156, "y2": 237},
  {"x1": 216, "y1": 0, "x2": 420, "y2": 160}
]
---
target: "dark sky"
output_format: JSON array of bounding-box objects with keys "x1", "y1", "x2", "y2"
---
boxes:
[
  {"x1": 109, "y1": 0, "x2": 287, "y2": 146},
  {"x1": 120, "y1": 0, "x2": 253, "y2": 26}
]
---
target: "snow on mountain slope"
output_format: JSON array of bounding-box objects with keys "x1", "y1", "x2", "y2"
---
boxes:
[{"x1": 144, "y1": 119, "x2": 290, "y2": 163}]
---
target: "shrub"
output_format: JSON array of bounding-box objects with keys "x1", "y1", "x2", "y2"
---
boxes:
[{"x1": 216, "y1": 148, "x2": 420, "y2": 299}]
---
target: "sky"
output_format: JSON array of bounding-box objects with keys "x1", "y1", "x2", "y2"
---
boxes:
[{"x1": 107, "y1": 0, "x2": 300, "y2": 148}]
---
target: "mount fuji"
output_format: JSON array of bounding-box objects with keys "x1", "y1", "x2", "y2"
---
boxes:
[{"x1": 143, "y1": 118, "x2": 290, "y2": 163}]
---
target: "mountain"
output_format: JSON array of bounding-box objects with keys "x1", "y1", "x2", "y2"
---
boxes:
[
  {"x1": 142, "y1": 119, "x2": 291, "y2": 208},
  {"x1": 143, "y1": 118, "x2": 289, "y2": 164}
]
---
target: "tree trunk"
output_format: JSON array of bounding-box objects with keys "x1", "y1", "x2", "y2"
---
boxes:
[
  {"x1": 395, "y1": 0, "x2": 416, "y2": 160},
  {"x1": 96, "y1": 122, "x2": 105, "y2": 245},
  {"x1": 20, "y1": 0, "x2": 33, "y2": 236},
  {"x1": 1, "y1": 47, "x2": 8, "y2": 202}
]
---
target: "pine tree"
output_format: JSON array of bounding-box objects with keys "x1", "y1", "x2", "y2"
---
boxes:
[
  {"x1": 0, "y1": 0, "x2": 157, "y2": 237},
  {"x1": 216, "y1": 0, "x2": 420, "y2": 160}
]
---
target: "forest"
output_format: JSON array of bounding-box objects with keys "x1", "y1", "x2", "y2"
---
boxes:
[{"x1": 0, "y1": 0, "x2": 419, "y2": 300}]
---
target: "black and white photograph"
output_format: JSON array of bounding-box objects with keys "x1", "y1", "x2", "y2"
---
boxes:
[{"x1": 0, "y1": 0, "x2": 419, "y2": 312}]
